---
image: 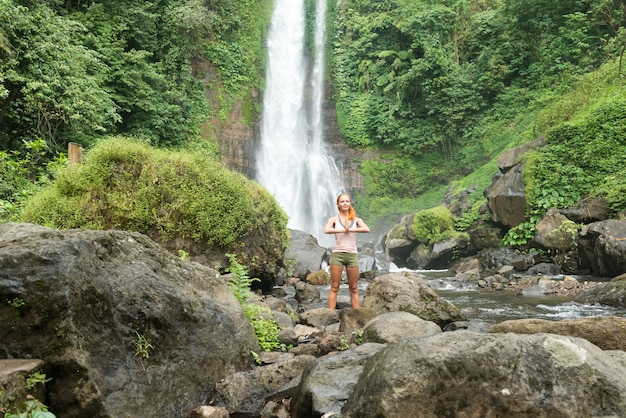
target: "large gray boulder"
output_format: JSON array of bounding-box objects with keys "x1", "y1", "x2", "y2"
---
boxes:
[
  {"x1": 578, "y1": 219, "x2": 626, "y2": 277},
  {"x1": 0, "y1": 223, "x2": 258, "y2": 418},
  {"x1": 290, "y1": 343, "x2": 385, "y2": 417},
  {"x1": 284, "y1": 229, "x2": 326, "y2": 280},
  {"x1": 362, "y1": 311, "x2": 441, "y2": 344},
  {"x1": 209, "y1": 353, "x2": 317, "y2": 417},
  {"x1": 341, "y1": 331, "x2": 626, "y2": 417},
  {"x1": 490, "y1": 316, "x2": 626, "y2": 351},
  {"x1": 576, "y1": 273, "x2": 626, "y2": 308},
  {"x1": 361, "y1": 272, "x2": 466, "y2": 327},
  {"x1": 485, "y1": 164, "x2": 527, "y2": 227}
]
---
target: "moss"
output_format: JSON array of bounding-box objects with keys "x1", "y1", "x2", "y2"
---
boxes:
[{"x1": 21, "y1": 136, "x2": 289, "y2": 249}]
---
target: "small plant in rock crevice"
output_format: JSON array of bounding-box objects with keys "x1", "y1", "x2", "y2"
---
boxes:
[
  {"x1": 225, "y1": 253, "x2": 260, "y2": 303},
  {"x1": 8, "y1": 297, "x2": 24, "y2": 309},
  {"x1": 25, "y1": 372, "x2": 51, "y2": 391},
  {"x1": 132, "y1": 332, "x2": 154, "y2": 370}
]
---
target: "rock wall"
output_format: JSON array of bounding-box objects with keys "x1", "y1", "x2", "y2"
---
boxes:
[{"x1": 209, "y1": 79, "x2": 372, "y2": 197}]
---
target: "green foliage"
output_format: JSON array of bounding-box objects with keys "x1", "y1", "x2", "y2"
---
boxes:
[
  {"x1": 0, "y1": 0, "x2": 272, "y2": 152},
  {"x1": 7, "y1": 297, "x2": 24, "y2": 309},
  {"x1": 525, "y1": 84, "x2": 626, "y2": 218},
  {"x1": 502, "y1": 222, "x2": 537, "y2": 248},
  {"x1": 226, "y1": 253, "x2": 260, "y2": 304},
  {"x1": 21, "y1": 137, "x2": 289, "y2": 248},
  {"x1": 351, "y1": 329, "x2": 364, "y2": 345},
  {"x1": 3, "y1": 398, "x2": 56, "y2": 418},
  {"x1": 176, "y1": 250, "x2": 190, "y2": 261},
  {"x1": 131, "y1": 332, "x2": 154, "y2": 370},
  {"x1": 361, "y1": 154, "x2": 428, "y2": 198},
  {"x1": 0, "y1": 0, "x2": 119, "y2": 150},
  {"x1": 410, "y1": 206, "x2": 455, "y2": 244},
  {"x1": 242, "y1": 304, "x2": 282, "y2": 352},
  {"x1": 24, "y1": 373, "x2": 50, "y2": 392},
  {"x1": 331, "y1": 0, "x2": 626, "y2": 225},
  {"x1": 454, "y1": 203, "x2": 482, "y2": 232},
  {"x1": 0, "y1": 140, "x2": 62, "y2": 223},
  {"x1": 225, "y1": 254, "x2": 283, "y2": 352},
  {"x1": 2, "y1": 373, "x2": 54, "y2": 418}
]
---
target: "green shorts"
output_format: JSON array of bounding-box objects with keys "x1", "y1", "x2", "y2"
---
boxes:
[{"x1": 329, "y1": 252, "x2": 359, "y2": 268}]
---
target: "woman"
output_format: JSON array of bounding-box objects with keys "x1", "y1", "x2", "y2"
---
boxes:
[{"x1": 324, "y1": 193, "x2": 370, "y2": 309}]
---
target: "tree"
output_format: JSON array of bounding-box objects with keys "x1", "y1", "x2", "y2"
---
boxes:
[{"x1": 0, "y1": 0, "x2": 119, "y2": 152}]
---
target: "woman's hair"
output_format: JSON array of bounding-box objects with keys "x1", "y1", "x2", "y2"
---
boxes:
[{"x1": 336, "y1": 193, "x2": 356, "y2": 220}]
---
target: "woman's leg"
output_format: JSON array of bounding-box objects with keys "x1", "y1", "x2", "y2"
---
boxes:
[
  {"x1": 346, "y1": 266, "x2": 360, "y2": 309},
  {"x1": 328, "y1": 264, "x2": 343, "y2": 309}
]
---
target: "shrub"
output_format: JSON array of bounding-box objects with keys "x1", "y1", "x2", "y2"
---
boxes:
[
  {"x1": 21, "y1": 136, "x2": 288, "y2": 248},
  {"x1": 410, "y1": 206, "x2": 455, "y2": 244}
]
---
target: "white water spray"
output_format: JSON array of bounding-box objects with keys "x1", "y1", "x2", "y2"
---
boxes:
[{"x1": 256, "y1": 0, "x2": 343, "y2": 247}]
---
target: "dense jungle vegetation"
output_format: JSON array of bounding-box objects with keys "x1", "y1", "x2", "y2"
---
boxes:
[{"x1": 1, "y1": 0, "x2": 625, "y2": 244}]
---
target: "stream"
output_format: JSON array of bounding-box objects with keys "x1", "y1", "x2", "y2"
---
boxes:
[{"x1": 303, "y1": 268, "x2": 626, "y2": 327}]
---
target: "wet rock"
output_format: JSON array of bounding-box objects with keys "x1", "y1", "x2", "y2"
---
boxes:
[
  {"x1": 362, "y1": 311, "x2": 441, "y2": 344},
  {"x1": 578, "y1": 220, "x2": 626, "y2": 277},
  {"x1": 361, "y1": 272, "x2": 466, "y2": 328},
  {"x1": 285, "y1": 230, "x2": 326, "y2": 280},
  {"x1": 490, "y1": 316, "x2": 626, "y2": 351}
]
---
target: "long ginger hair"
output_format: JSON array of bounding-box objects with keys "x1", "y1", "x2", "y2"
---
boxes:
[{"x1": 336, "y1": 193, "x2": 356, "y2": 221}]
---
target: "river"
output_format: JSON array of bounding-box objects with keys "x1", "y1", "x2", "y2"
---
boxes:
[{"x1": 306, "y1": 269, "x2": 626, "y2": 326}]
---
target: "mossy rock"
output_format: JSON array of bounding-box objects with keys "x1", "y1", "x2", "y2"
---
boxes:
[
  {"x1": 21, "y1": 137, "x2": 289, "y2": 282},
  {"x1": 410, "y1": 206, "x2": 454, "y2": 244}
]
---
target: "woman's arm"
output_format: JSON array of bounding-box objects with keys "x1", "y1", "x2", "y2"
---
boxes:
[
  {"x1": 324, "y1": 216, "x2": 340, "y2": 234},
  {"x1": 354, "y1": 217, "x2": 370, "y2": 233}
]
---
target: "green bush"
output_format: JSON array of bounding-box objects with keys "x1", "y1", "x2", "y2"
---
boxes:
[
  {"x1": 21, "y1": 137, "x2": 288, "y2": 248},
  {"x1": 410, "y1": 206, "x2": 455, "y2": 244}
]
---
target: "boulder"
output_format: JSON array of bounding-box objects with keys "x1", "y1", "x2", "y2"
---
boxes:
[
  {"x1": 294, "y1": 281, "x2": 321, "y2": 304},
  {"x1": 284, "y1": 229, "x2": 326, "y2": 280},
  {"x1": 496, "y1": 136, "x2": 545, "y2": 173},
  {"x1": 0, "y1": 223, "x2": 258, "y2": 418},
  {"x1": 338, "y1": 308, "x2": 378, "y2": 333},
  {"x1": 358, "y1": 254, "x2": 376, "y2": 279},
  {"x1": 490, "y1": 316, "x2": 626, "y2": 351},
  {"x1": 468, "y1": 226, "x2": 503, "y2": 251},
  {"x1": 290, "y1": 343, "x2": 385, "y2": 418},
  {"x1": 534, "y1": 208, "x2": 578, "y2": 251},
  {"x1": 560, "y1": 196, "x2": 609, "y2": 223},
  {"x1": 477, "y1": 248, "x2": 520, "y2": 270},
  {"x1": 341, "y1": 332, "x2": 626, "y2": 418},
  {"x1": 384, "y1": 221, "x2": 416, "y2": 268},
  {"x1": 305, "y1": 270, "x2": 330, "y2": 285},
  {"x1": 362, "y1": 311, "x2": 441, "y2": 344},
  {"x1": 578, "y1": 220, "x2": 626, "y2": 277},
  {"x1": 576, "y1": 273, "x2": 626, "y2": 308},
  {"x1": 299, "y1": 308, "x2": 340, "y2": 329},
  {"x1": 209, "y1": 354, "x2": 317, "y2": 417},
  {"x1": 361, "y1": 272, "x2": 466, "y2": 327},
  {"x1": 486, "y1": 164, "x2": 527, "y2": 227}
]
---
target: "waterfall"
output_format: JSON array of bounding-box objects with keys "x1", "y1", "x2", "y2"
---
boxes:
[{"x1": 256, "y1": 0, "x2": 342, "y2": 248}]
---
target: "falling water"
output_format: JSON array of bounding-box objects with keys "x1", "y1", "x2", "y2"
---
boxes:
[{"x1": 256, "y1": 0, "x2": 342, "y2": 248}]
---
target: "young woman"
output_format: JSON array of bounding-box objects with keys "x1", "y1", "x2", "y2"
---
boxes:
[{"x1": 324, "y1": 193, "x2": 370, "y2": 309}]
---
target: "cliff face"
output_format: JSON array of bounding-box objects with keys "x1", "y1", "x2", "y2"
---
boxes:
[{"x1": 210, "y1": 81, "x2": 374, "y2": 198}]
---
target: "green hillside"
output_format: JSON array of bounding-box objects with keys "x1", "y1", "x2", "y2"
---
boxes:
[{"x1": 1, "y1": 0, "x2": 625, "y2": 243}]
